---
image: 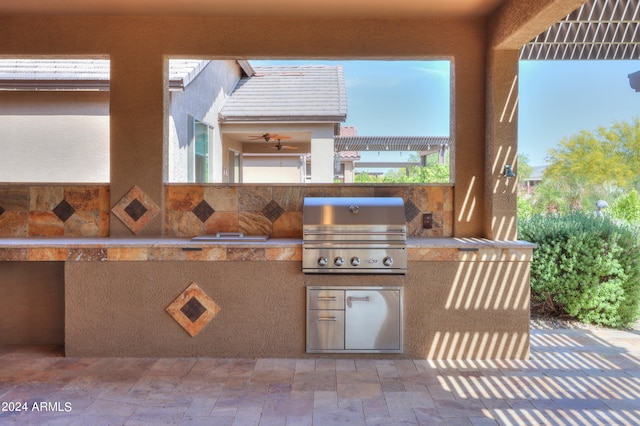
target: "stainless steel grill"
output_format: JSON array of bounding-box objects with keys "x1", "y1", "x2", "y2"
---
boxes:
[{"x1": 302, "y1": 197, "x2": 407, "y2": 274}]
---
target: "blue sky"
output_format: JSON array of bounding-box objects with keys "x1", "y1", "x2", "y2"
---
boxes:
[
  {"x1": 519, "y1": 60, "x2": 640, "y2": 165},
  {"x1": 252, "y1": 59, "x2": 640, "y2": 167}
]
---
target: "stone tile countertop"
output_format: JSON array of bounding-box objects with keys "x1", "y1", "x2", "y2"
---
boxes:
[{"x1": 0, "y1": 237, "x2": 536, "y2": 262}]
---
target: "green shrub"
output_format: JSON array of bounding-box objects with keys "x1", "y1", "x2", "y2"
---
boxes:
[
  {"x1": 519, "y1": 213, "x2": 640, "y2": 328},
  {"x1": 610, "y1": 189, "x2": 640, "y2": 224}
]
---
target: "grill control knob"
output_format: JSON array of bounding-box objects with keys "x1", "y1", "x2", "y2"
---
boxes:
[
  {"x1": 334, "y1": 257, "x2": 344, "y2": 267},
  {"x1": 350, "y1": 257, "x2": 361, "y2": 267},
  {"x1": 317, "y1": 257, "x2": 328, "y2": 267},
  {"x1": 383, "y1": 256, "x2": 394, "y2": 267}
]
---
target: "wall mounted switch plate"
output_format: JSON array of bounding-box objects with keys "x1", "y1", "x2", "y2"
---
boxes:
[{"x1": 423, "y1": 213, "x2": 433, "y2": 229}]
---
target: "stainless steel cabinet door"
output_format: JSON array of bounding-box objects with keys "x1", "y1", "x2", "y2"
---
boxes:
[
  {"x1": 308, "y1": 289, "x2": 345, "y2": 310},
  {"x1": 307, "y1": 309, "x2": 345, "y2": 351},
  {"x1": 344, "y1": 290, "x2": 401, "y2": 351}
]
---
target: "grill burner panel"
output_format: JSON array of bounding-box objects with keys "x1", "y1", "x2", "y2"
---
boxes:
[
  {"x1": 303, "y1": 244, "x2": 407, "y2": 274},
  {"x1": 302, "y1": 197, "x2": 407, "y2": 274}
]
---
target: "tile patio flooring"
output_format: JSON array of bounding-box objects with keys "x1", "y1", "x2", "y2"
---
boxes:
[{"x1": 1, "y1": 328, "x2": 639, "y2": 425}]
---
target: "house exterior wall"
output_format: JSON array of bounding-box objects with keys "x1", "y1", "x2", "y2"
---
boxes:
[
  {"x1": 311, "y1": 127, "x2": 337, "y2": 183},
  {"x1": 343, "y1": 161, "x2": 356, "y2": 183},
  {"x1": 220, "y1": 122, "x2": 334, "y2": 184},
  {"x1": 0, "y1": 90, "x2": 109, "y2": 183},
  {"x1": 242, "y1": 156, "x2": 304, "y2": 183},
  {"x1": 167, "y1": 60, "x2": 242, "y2": 183}
]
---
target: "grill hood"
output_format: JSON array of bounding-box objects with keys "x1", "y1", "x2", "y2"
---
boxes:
[
  {"x1": 303, "y1": 197, "x2": 407, "y2": 242},
  {"x1": 302, "y1": 197, "x2": 407, "y2": 274}
]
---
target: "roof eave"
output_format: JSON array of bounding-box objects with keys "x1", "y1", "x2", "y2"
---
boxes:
[
  {"x1": 219, "y1": 114, "x2": 347, "y2": 123},
  {"x1": 0, "y1": 79, "x2": 110, "y2": 91},
  {"x1": 0, "y1": 78, "x2": 186, "y2": 91},
  {"x1": 236, "y1": 60, "x2": 255, "y2": 77}
]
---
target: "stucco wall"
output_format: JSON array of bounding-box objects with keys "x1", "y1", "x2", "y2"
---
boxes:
[
  {"x1": 0, "y1": 262, "x2": 64, "y2": 345},
  {"x1": 64, "y1": 261, "x2": 306, "y2": 357},
  {"x1": 63, "y1": 259, "x2": 529, "y2": 359}
]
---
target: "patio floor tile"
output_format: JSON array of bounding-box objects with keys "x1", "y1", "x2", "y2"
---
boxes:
[{"x1": 0, "y1": 327, "x2": 639, "y2": 425}]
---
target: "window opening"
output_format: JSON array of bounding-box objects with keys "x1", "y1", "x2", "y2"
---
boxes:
[
  {"x1": 165, "y1": 59, "x2": 452, "y2": 185},
  {"x1": 194, "y1": 121, "x2": 210, "y2": 183}
]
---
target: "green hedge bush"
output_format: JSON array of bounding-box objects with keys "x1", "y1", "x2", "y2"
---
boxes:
[
  {"x1": 610, "y1": 189, "x2": 640, "y2": 224},
  {"x1": 519, "y1": 213, "x2": 640, "y2": 328}
]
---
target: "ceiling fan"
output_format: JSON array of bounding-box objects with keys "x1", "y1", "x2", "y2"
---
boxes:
[
  {"x1": 263, "y1": 139, "x2": 298, "y2": 151},
  {"x1": 248, "y1": 133, "x2": 292, "y2": 142}
]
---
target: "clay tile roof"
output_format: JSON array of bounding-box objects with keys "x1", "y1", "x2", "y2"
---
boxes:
[
  {"x1": 339, "y1": 151, "x2": 361, "y2": 160},
  {"x1": 340, "y1": 126, "x2": 358, "y2": 136}
]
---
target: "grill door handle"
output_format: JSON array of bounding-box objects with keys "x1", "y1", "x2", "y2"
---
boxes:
[
  {"x1": 347, "y1": 296, "x2": 370, "y2": 303},
  {"x1": 317, "y1": 296, "x2": 337, "y2": 301}
]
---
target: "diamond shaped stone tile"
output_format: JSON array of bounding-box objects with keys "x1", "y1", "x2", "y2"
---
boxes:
[
  {"x1": 180, "y1": 297, "x2": 207, "y2": 322},
  {"x1": 166, "y1": 282, "x2": 221, "y2": 337},
  {"x1": 404, "y1": 199, "x2": 420, "y2": 223},
  {"x1": 52, "y1": 199, "x2": 76, "y2": 223},
  {"x1": 192, "y1": 199, "x2": 215, "y2": 223},
  {"x1": 111, "y1": 185, "x2": 160, "y2": 234},
  {"x1": 262, "y1": 200, "x2": 284, "y2": 223},
  {"x1": 124, "y1": 199, "x2": 148, "y2": 222}
]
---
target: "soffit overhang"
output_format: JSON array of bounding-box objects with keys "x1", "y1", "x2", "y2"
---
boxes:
[{"x1": 0, "y1": 0, "x2": 506, "y2": 19}]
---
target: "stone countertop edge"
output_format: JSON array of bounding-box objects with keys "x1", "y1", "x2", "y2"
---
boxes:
[
  {"x1": 406, "y1": 238, "x2": 537, "y2": 249},
  {"x1": 0, "y1": 237, "x2": 536, "y2": 250}
]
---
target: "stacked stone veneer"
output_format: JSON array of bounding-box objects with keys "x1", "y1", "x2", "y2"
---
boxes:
[{"x1": 0, "y1": 184, "x2": 453, "y2": 238}]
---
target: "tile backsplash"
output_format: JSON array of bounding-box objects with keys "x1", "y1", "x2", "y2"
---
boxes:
[
  {"x1": 0, "y1": 185, "x2": 110, "y2": 237},
  {"x1": 166, "y1": 184, "x2": 453, "y2": 238},
  {"x1": 0, "y1": 184, "x2": 452, "y2": 238}
]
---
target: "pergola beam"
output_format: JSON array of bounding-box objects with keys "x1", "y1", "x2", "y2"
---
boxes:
[{"x1": 521, "y1": 0, "x2": 640, "y2": 60}]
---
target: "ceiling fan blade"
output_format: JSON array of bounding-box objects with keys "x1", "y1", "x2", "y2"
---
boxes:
[
  {"x1": 248, "y1": 133, "x2": 291, "y2": 141},
  {"x1": 261, "y1": 144, "x2": 298, "y2": 151}
]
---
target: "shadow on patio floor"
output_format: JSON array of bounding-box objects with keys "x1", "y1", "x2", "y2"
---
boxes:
[{"x1": 0, "y1": 326, "x2": 639, "y2": 425}]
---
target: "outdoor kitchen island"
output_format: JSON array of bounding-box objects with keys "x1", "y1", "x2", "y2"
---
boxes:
[{"x1": 0, "y1": 236, "x2": 535, "y2": 360}]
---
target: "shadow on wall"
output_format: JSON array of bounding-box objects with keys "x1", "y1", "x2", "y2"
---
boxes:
[{"x1": 416, "y1": 257, "x2": 530, "y2": 359}]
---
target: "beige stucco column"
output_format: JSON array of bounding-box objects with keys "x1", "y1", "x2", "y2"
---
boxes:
[
  {"x1": 484, "y1": 0, "x2": 586, "y2": 240},
  {"x1": 484, "y1": 49, "x2": 519, "y2": 240},
  {"x1": 110, "y1": 51, "x2": 167, "y2": 236}
]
